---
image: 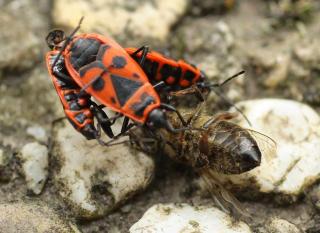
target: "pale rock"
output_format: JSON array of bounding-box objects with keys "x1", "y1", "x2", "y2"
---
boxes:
[
  {"x1": 0, "y1": 0, "x2": 49, "y2": 71},
  {"x1": 0, "y1": 145, "x2": 13, "y2": 182},
  {"x1": 53, "y1": 0, "x2": 187, "y2": 41},
  {"x1": 130, "y1": 203, "x2": 252, "y2": 233},
  {"x1": 26, "y1": 125, "x2": 47, "y2": 142},
  {"x1": 54, "y1": 120, "x2": 154, "y2": 218},
  {"x1": 20, "y1": 142, "x2": 49, "y2": 194},
  {"x1": 0, "y1": 202, "x2": 80, "y2": 233},
  {"x1": 0, "y1": 149, "x2": 5, "y2": 166},
  {"x1": 214, "y1": 99, "x2": 320, "y2": 199},
  {"x1": 175, "y1": 19, "x2": 242, "y2": 84},
  {"x1": 266, "y1": 218, "x2": 302, "y2": 233},
  {"x1": 292, "y1": 39, "x2": 320, "y2": 78},
  {"x1": 264, "y1": 53, "x2": 290, "y2": 88}
]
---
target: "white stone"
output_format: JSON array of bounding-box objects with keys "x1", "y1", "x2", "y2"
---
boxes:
[
  {"x1": 0, "y1": 149, "x2": 5, "y2": 166},
  {"x1": 0, "y1": 0, "x2": 48, "y2": 70},
  {"x1": 266, "y1": 218, "x2": 302, "y2": 233},
  {"x1": 0, "y1": 202, "x2": 80, "y2": 233},
  {"x1": 26, "y1": 125, "x2": 47, "y2": 142},
  {"x1": 215, "y1": 99, "x2": 320, "y2": 197},
  {"x1": 130, "y1": 203, "x2": 252, "y2": 233},
  {"x1": 53, "y1": 0, "x2": 187, "y2": 41},
  {"x1": 54, "y1": 121, "x2": 154, "y2": 218},
  {"x1": 264, "y1": 53, "x2": 290, "y2": 88},
  {"x1": 20, "y1": 142, "x2": 49, "y2": 194}
]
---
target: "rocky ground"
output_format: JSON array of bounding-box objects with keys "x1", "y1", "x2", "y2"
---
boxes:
[{"x1": 1, "y1": 0, "x2": 320, "y2": 232}]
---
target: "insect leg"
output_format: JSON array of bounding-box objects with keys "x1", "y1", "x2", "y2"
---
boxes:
[
  {"x1": 211, "y1": 87, "x2": 252, "y2": 126},
  {"x1": 97, "y1": 123, "x2": 137, "y2": 147},
  {"x1": 202, "y1": 112, "x2": 238, "y2": 129},
  {"x1": 160, "y1": 103, "x2": 187, "y2": 126},
  {"x1": 90, "y1": 103, "x2": 125, "y2": 138},
  {"x1": 121, "y1": 117, "x2": 130, "y2": 133},
  {"x1": 128, "y1": 129, "x2": 160, "y2": 153},
  {"x1": 132, "y1": 45, "x2": 149, "y2": 66},
  {"x1": 169, "y1": 85, "x2": 206, "y2": 102},
  {"x1": 188, "y1": 102, "x2": 206, "y2": 126}
]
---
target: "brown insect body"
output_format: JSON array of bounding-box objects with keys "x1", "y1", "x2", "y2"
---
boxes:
[
  {"x1": 129, "y1": 106, "x2": 274, "y2": 218},
  {"x1": 163, "y1": 110, "x2": 261, "y2": 175}
]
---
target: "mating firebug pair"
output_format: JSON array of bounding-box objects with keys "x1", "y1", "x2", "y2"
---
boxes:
[{"x1": 45, "y1": 18, "x2": 242, "y2": 144}]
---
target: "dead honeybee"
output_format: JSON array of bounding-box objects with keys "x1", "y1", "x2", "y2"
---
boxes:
[
  {"x1": 167, "y1": 110, "x2": 275, "y2": 173},
  {"x1": 129, "y1": 103, "x2": 276, "y2": 218}
]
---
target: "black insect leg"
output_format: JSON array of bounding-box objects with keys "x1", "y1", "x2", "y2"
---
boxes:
[
  {"x1": 160, "y1": 103, "x2": 188, "y2": 127},
  {"x1": 97, "y1": 123, "x2": 137, "y2": 147},
  {"x1": 90, "y1": 103, "x2": 124, "y2": 138},
  {"x1": 132, "y1": 45, "x2": 149, "y2": 66},
  {"x1": 121, "y1": 117, "x2": 130, "y2": 133}
]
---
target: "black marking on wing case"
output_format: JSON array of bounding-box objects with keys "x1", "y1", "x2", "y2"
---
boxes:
[
  {"x1": 97, "y1": 44, "x2": 111, "y2": 61},
  {"x1": 79, "y1": 61, "x2": 105, "y2": 78},
  {"x1": 92, "y1": 76, "x2": 105, "y2": 91},
  {"x1": 111, "y1": 74, "x2": 143, "y2": 106},
  {"x1": 131, "y1": 93, "x2": 155, "y2": 117},
  {"x1": 70, "y1": 38, "x2": 101, "y2": 71},
  {"x1": 112, "y1": 56, "x2": 127, "y2": 68}
]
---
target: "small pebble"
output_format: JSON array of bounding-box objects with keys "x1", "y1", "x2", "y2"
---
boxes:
[
  {"x1": 130, "y1": 203, "x2": 252, "y2": 233},
  {"x1": 20, "y1": 142, "x2": 48, "y2": 195},
  {"x1": 26, "y1": 125, "x2": 47, "y2": 142}
]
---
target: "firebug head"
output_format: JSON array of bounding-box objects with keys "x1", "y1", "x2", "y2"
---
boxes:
[{"x1": 45, "y1": 29, "x2": 66, "y2": 49}]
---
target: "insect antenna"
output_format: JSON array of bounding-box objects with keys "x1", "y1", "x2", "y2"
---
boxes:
[
  {"x1": 199, "y1": 70, "x2": 251, "y2": 126},
  {"x1": 51, "y1": 16, "x2": 84, "y2": 72},
  {"x1": 213, "y1": 87, "x2": 252, "y2": 126},
  {"x1": 208, "y1": 70, "x2": 245, "y2": 87}
]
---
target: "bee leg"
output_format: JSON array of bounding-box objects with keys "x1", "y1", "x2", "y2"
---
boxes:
[
  {"x1": 169, "y1": 84, "x2": 206, "y2": 102},
  {"x1": 129, "y1": 129, "x2": 160, "y2": 153},
  {"x1": 188, "y1": 102, "x2": 206, "y2": 126},
  {"x1": 202, "y1": 112, "x2": 238, "y2": 129},
  {"x1": 210, "y1": 86, "x2": 251, "y2": 126}
]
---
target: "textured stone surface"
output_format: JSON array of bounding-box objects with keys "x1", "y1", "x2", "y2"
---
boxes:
[
  {"x1": 53, "y1": 0, "x2": 187, "y2": 41},
  {"x1": 130, "y1": 203, "x2": 252, "y2": 233},
  {"x1": 0, "y1": 202, "x2": 80, "y2": 233},
  {"x1": 213, "y1": 99, "x2": 320, "y2": 199},
  {"x1": 266, "y1": 218, "x2": 302, "y2": 233},
  {"x1": 54, "y1": 120, "x2": 154, "y2": 218},
  {"x1": 0, "y1": 0, "x2": 49, "y2": 71},
  {"x1": 20, "y1": 142, "x2": 48, "y2": 194},
  {"x1": 26, "y1": 125, "x2": 47, "y2": 142}
]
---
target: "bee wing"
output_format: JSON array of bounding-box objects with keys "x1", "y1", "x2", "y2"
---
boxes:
[
  {"x1": 199, "y1": 170, "x2": 251, "y2": 219},
  {"x1": 246, "y1": 128, "x2": 277, "y2": 162}
]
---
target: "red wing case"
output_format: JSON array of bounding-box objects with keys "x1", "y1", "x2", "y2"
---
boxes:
[{"x1": 64, "y1": 34, "x2": 160, "y2": 123}]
